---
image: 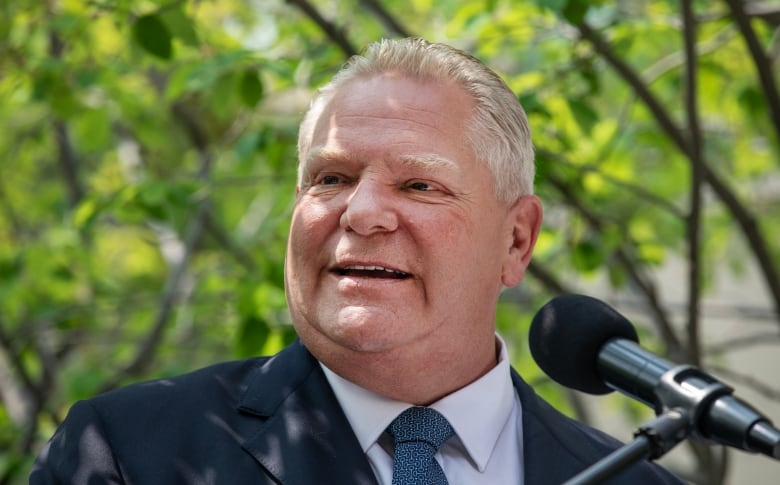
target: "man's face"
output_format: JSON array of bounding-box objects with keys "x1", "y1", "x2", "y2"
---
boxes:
[{"x1": 285, "y1": 74, "x2": 536, "y2": 358}]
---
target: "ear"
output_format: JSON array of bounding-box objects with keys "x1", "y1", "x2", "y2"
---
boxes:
[{"x1": 501, "y1": 195, "x2": 543, "y2": 287}]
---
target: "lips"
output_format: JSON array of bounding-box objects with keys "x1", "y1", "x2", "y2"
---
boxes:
[{"x1": 332, "y1": 264, "x2": 411, "y2": 280}]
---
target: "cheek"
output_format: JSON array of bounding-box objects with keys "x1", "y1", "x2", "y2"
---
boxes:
[
  {"x1": 290, "y1": 202, "x2": 339, "y2": 251},
  {"x1": 417, "y1": 211, "x2": 506, "y2": 281},
  {"x1": 287, "y1": 207, "x2": 333, "y2": 297},
  {"x1": 408, "y1": 210, "x2": 473, "y2": 271}
]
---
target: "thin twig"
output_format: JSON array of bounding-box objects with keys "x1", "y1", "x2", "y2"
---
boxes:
[
  {"x1": 202, "y1": 210, "x2": 258, "y2": 272},
  {"x1": 99, "y1": 99, "x2": 214, "y2": 391},
  {"x1": 575, "y1": 20, "x2": 780, "y2": 325},
  {"x1": 359, "y1": 0, "x2": 412, "y2": 37},
  {"x1": 527, "y1": 260, "x2": 573, "y2": 295},
  {"x1": 536, "y1": 148, "x2": 686, "y2": 219},
  {"x1": 723, "y1": 0, "x2": 780, "y2": 146},
  {"x1": 285, "y1": 0, "x2": 357, "y2": 57},
  {"x1": 707, "y1": 365, "x2": 780, "y2": 401},
  {"x1": 545, "y1": 171, "x2": 683, "y2": 355},
  {"x1": 681, "y1": 0, "x2": 704, "y2": 366},
  {"x1": 705, "y1": 331, "x2": 780, "y2": 354}
]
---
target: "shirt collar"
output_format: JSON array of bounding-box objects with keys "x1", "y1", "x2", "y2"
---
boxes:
[{"x1": 321, "y1": 334, "x2": 516, "y2": 472}]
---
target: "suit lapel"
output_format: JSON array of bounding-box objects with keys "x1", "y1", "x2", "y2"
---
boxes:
[
  {"x1": 511, "y1": 369, "x2": 592, "y2": 484},
  {"x1": 238, "y1": 340, "x2": 378, "y2": 485}
]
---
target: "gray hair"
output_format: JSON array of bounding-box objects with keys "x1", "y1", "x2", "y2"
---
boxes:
[{"x1": 297, "y1": 38, "x2": 535, "y2": 201}]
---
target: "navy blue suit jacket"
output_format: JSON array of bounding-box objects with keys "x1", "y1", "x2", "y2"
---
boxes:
[{"x1": 31, "y1": 340, "x2": 682, "y2": 484}]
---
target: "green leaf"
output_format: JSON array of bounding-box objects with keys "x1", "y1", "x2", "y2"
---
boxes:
[
  {"x1": 534, "y1": 0, "x2": 567, "y2": 14},
  {"x1": 73, "y1": 197, "x2": 101, "y2": 230},
  {"x1": 209, "y1": 71, "x2": 240, "y2": 118},
  {"x1": 533, "y1": 0, "x2": 590, "y2": 23},
  {"x1": 562, "y1": 0, "x2": 590, "y2": 24},
  {"x1": 572, "y1": 238, "x2": 603, "y2": 273},
  {"x1": 32, "y1": 62, "x2": 80, "y2": 117},
  {"x1": 73, "y1": 107, "x2": 112, "y2": 153},
  {"x1": 234, "y1": 131, "x2": 264, "y2": 160},
  {"x1": 579, "y1": 63, "x2": 600, "y2": 95},
  {"x1": 569, "y1": 98, "x2": 598, "y2": 134},
  {"x1": 132, "y1": 182, "x2": 169, "y2": 221},
  {"x1": 738, "y1": 85, "x2": 766, "y2": 119},
  {"x1": 239, "y1": 68, "x2": 264, "y2": 108},
  {"x1": 236, "y1": 314, "x2": 270, "y2": 358},
  {"x1": 133, "y1": 14, "x2": 172, "y2": 60},
  {"x1": 607, "y1": 264, "x2": 628, "y2": 288},
  {"x1": 0, "y1": 251, "x2": 21, "y2": 282},
  {"x1": 518, "y1": 93, "x2": 551, "y2": 118},
  {"x1": 160, "y1": 7, "x2": 199, "y2": 47}
]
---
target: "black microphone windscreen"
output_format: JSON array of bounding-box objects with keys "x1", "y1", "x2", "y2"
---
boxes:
[{"x1": 529, "y1": 294, "x2": 640, "y2": 395}]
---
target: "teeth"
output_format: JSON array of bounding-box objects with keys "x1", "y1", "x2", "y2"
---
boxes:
[{"x1": 344, "y1": 265, "x2": 407, "y2": 276}]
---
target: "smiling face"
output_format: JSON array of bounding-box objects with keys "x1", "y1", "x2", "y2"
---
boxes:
[{"x1": 285, "y1": 74, "x2": 540, "y2": 380}]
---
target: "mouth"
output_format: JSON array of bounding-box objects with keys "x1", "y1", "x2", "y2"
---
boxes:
[{"x1": 331, "y1": 264, "x2": 412, "y2": 280}]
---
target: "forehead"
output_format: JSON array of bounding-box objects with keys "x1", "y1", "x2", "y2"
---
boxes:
[
  {"x1": 305, "y1": 147, "x2": 460, "y2": 174},
  {"x1": 307, "y1": 74, "x2": 477, "y2": 163}
]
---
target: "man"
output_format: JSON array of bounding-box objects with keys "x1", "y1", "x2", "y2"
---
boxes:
[{"x1": 31, "y1": 38, "x2": 682, "y2": 484}]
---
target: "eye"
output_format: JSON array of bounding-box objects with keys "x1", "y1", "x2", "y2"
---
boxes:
[
  {"x1": 407, "y1": 181, "x2": 433, "y2": 191},
  {"x1": 401, "y1": 179, "x2": 453, "y2": 198},
  {"x1": 301, "y1": 172, "x2": 349, "y2": 193},
  {"x1": 318, "y1": 174, "x2": 343, "y2": 185}
]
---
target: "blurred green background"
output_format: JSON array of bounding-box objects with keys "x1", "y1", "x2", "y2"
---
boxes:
[{"x1": 2, "y1": 0, "x2": 780, "y2": 483}]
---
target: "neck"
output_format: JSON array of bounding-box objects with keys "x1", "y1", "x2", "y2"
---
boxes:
[{"x1": 311, "y1": 334, "x2": 499, "y2": 405}]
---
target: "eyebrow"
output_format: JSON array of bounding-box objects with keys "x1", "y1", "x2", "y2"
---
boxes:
[
  {"x1": 397, "y1": 153, "x2": 458, "y2": 171},
  {"x1": 304, "y1": 147, "x2": 355, "y2": 166},
  {"x1": 304, "y1": 147, "x2": 459, "y2": 172}
]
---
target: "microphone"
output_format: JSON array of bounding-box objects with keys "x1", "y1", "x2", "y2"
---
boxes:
[{"x1": 529, "y1": 294, "x2": 780, "y2": 460}]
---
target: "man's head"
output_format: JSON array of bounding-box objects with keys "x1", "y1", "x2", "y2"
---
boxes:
[
  {"x1": 285, "y1": 38, "x2": 542, "y2": 403},
  {"x1": 297, "y1": 38, "x2": 535, "y2": 203}
]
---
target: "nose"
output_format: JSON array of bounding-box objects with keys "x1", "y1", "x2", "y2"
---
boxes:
[{"x1": 340, "y1": 179, "x2": 399, "y2": 235}]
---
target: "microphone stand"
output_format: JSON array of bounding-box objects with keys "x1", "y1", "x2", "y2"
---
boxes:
[
  {"x1": 563, "y1": 409, "x2": 691, "y2": 485},
  {"x1": 563, "y1": 363, "x2": 735, "y2": 485},
  {"x1": 563, "y1": 362, "x2": 780, "y2": 484}
]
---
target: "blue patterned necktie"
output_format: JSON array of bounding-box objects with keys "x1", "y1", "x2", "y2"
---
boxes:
[{"x1": 388, "y1": 406, "x2": 455, "y2": 485}]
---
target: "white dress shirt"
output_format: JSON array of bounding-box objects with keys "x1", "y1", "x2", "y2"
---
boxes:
[{"x1": 321, "y1": 335, "x2": 524, "y2": 485}]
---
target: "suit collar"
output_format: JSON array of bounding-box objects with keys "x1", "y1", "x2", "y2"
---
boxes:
[
  {"x1": 511, "y1": 369, "x2": 600, "y2": 483},
  {"x1": 236, "y1": 341, "x2": 596, "y2": 484},
  {"x1": 237, "y1": 339, "x2": 317, "y2": 417},
  {"x1": 238, "y1": 340, "x2": 378, "y2": 485}
]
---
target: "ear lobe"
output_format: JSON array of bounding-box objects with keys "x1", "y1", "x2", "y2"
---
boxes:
[{"x1": 501, "y1": 195, "x2": 543, "y2": 287}]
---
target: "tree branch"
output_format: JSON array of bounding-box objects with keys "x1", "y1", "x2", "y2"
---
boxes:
[
  {"x1": 100, "y1": 102, "x2": 214, "y2": 391},
  {"x1": 536, "y1": 148, "x2": 687, "y2": 219},
  {"x1": 359, "y1": 0, "x2": 412, "y2": 37},
  {"x1": 527, "y1": 260, "x2": 573, "y2": 295},
  {"x1": 202, "y1": 210, "x2": 258, "y2": 272},
  {"x1": 285, "y1": 0, "x2": 357, "y2": 57},
  {"x1": 643, "y1": 24, "x2": 737, "y2": 84},
  {"x1": 0, "y1": 322, "x2": 36, "y2": 418},
  {"x1": 576, "y1": 22, "x2": 689, "y2": 150},
  {"x1": 707, "y1": 365, "x2": 780, "y2": 401},
  {"x1": 48, "y1": 26, "x2": 84, "y2": 208},
  {"x1": 723, "y1": 0, "x2": 780, "y2": 146},
  {"x1": 545, "y1": 171, "x2": 683, "y2": 355},
  {"x1": 0, "y1": 316, "x2": 56, "y2": 455},
  {"x1": 681, "y1": 0, "x2": 705, "y2": 366},
  {"x1": 575, "y1": 19, "x2": 780, "y2": 325},
  {"x1": 0, "y1": 169, "x2": 24, "y2": 238},
  {"x1": 705, "y1": 331, "x2": 780, "y2": 354},
  {"x1": 52, "y1": 121, "x2": 84, "y2": 208}
]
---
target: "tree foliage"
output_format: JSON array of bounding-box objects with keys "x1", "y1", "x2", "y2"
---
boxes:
[{"x1": 1, "y1": 0, "x2": 779, "y2": 483}]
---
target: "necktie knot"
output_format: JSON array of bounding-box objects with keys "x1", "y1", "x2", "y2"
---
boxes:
[
  {"x1": 389, "y1": 406, "x2": 454, "y2": 448},
  {"x1": 388, "y1": 407, "x2": 454, "y2": 485}
]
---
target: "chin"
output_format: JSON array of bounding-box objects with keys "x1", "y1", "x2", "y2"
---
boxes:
[
  {"x1": 330, "y1": 321, "x2": 397, "y2": 352},
  {"x1": 306, "y1": 308, "x2": 413, "y2": 354}
]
